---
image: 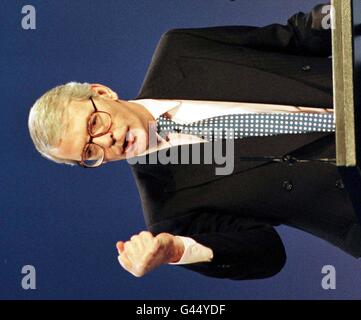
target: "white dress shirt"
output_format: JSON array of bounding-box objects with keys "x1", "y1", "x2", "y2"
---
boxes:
[{"x1": 127, "y1": 99, "x2": 334, "y2": 265}]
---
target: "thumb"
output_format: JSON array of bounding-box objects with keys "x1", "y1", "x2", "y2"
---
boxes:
[{"x1": 116, "y1": 241, "x2": 125, "y2": 253}]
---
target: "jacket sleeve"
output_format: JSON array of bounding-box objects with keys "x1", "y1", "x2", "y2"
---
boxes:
[
  {"x1": 151, "y1": 212, "x2": 286, "y2": 280},
  {"x1": 167, "y1": 3, "x2": 331, "y2": 56}
]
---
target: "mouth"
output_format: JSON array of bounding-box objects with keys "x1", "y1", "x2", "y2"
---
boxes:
[{"x1": 122, "y1": 128, "x2": 135, "y2": 154}]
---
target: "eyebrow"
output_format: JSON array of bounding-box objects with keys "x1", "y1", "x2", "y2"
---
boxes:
[
  {"x1": 82, "y1": 100, "x2": 97, "y2": 154},
  {"x1": 68, "y1": 100, "x2": 95, "y2": 161}
]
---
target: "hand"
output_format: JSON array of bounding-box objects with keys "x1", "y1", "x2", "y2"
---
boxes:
[{"x1": 116, "y1": 231, "x2": 185, "y2": 277}]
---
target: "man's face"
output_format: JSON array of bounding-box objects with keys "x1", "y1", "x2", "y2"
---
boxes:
[{"x1": 52, "y1": 93, "x2": 155, "y2": 164}]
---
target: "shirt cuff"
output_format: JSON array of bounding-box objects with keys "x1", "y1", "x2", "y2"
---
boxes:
[{"x1": 168, "y1": 236, "x2": 213, "y2": 265}]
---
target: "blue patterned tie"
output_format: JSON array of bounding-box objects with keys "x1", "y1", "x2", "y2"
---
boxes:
[{"x1": 157, "y1": 113, "x2": 335, "y2": 141}]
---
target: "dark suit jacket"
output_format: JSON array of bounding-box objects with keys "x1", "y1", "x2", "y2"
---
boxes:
[{"x1": 130, "y1": 4, "x2": 361, "y2": 280}]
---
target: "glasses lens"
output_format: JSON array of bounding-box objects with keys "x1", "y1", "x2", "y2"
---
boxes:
[
  {"x1": 89, "y1": 112, "x2": 111, "y2": 136},
  {"x1": 82, "y1": 143, "x2": 104, "y2": 167}
]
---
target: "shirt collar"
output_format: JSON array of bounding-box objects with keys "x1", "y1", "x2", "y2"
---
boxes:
[{"x1": 128, "y1": 99, "x2": 181, "y2": 120}]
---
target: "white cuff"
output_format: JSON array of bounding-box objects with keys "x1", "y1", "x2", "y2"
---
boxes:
[{"x1": 168, "y1": 236, "x2": 213, "y2": 265}]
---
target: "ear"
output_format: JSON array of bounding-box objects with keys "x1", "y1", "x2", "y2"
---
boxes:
[{"x1": 90, "y1": 83, "x2": 119, "y2": 100}]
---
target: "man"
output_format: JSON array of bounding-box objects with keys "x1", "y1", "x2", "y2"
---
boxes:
[{"x1": 28, "y1": 3, "x2": 361, "y2": 280}]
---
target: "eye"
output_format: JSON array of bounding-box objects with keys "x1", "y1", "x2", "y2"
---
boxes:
[
  {"x1": 86, "y1": 148, "x2": 92, "y2": 158},
  {"x1": 92, "y1": 117, "x2": 97, "y2": 127}
]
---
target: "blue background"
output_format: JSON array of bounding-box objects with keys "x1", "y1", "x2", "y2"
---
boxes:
[{"x1": 1, "y1": 0, "x2": 360, "y2": 300}]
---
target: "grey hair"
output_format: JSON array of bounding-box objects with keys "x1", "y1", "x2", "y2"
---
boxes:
[{"x1": 28, "y1": 82, "x2": 98, "y2": 165}]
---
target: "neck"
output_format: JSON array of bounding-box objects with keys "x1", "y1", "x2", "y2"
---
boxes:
[{"x1": 126, "y1": 100, "x2": 156, "y2": 122}]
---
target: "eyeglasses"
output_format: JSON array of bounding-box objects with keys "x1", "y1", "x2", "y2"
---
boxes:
[{"x1": 78, "y1": 97, "x2": 112, "y2": 168}]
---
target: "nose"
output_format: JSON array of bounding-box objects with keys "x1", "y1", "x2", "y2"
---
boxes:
[{"x1": 92, "y1": 132, "x2": 116, "y2": 148}]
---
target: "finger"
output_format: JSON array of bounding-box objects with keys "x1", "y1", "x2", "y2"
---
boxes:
[
  {"x1": 119, "y1": 253, "x2": 144, "y2": 278},
  {"x1": 153, "y1": 234, "x2": 167, "y2": 249},
  {"x1": 118, "y1": 251, "x2": 132, "y2": 271},
  {"x1": 124, "y1": 241, "x2": 138, "y2": 264},
  {"x1": 130, "y1": 235, "x2": 144, "y2": 252},
  {"x1": 139, "y1": 231, "x2": 154, "y2": 242},
  {"x1": 139, "y1": 231, "x2": 154, "y2": 250},
  {"x1": 121, "y1": 244, "x2": 147, "y2": 277},
  {"x1": 116, "y1": 241, "x2": 125, "y2": 253}
]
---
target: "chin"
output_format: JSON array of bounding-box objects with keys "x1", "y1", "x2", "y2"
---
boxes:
[{"x1": 125, "y1": 148, "x2": 146, "y2": 159}]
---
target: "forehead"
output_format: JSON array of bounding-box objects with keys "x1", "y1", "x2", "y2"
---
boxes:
[{"x1": 52, "y1": 99, "x2": 93, "y2": 161}]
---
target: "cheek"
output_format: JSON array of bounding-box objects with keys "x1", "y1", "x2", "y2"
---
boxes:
[
  {"x1": 112, "y1": 113, "x2": 129, "y2": 136},
  {"x1": 112, "y1": 112, "x2": 124, "y2": 128}
]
